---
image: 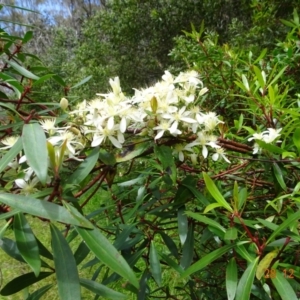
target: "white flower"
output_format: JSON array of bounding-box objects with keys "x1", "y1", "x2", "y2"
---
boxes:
[
  {"x1": 153, "y1": 120, "x2": 181, "y2": 140},
  {"x1": 48, "y1": 131, "x2": 83, "y2": 154},
  {"x1": 39, "y1": 118, "x2": 57, "y2": 135},
  {"x1": 262, "y1": 128, "x2": 282, "y2": 143},
  {"x1": 187, "y1": 132, "x2": 220, "y2": 158},
  {"x1": 212, "y1": 148, "x2": 230, "y2": 163},
  {"x1": 15, "y1": 177, "x2": 39, "y2": 195},
  {"x1": 198, "y1": 112, "x2": 224, "y2": 132},
  {"x1": 91, "y1": 125, "x2": 124, "y2": 148},
  {"x1": 0, "y1": 135, "x2": 19, "y2": 150}
]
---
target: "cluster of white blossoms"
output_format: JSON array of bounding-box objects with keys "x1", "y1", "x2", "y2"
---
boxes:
[
  {"x1": 69, "y1": 70, "x2": 229, "y2": 162},
  {"x1": 248, "y1": 128, "x2": 282, "y2": 154},
  {"x1": 0, "y1": 70, "x2": 230, "y2": 195}
]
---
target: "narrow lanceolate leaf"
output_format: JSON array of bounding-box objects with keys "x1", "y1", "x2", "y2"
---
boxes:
[
  {"x1": 236, "y1": 257, "x2": 259, "y2": 300},
  {"x1": 0, "y1": 272, "x2": 53, "y2": 296},
  {"x1": 76, "y1": 226, "x2": 139, "y2": 288},
  {"x1": 181, "y1": 244, "x2": 235, "y2": 278},
  {"x1": 26, "y1": 284, "x2": 53, "y2": 300},
  {"x1": 79, "y1": 278, "x2": 126, "y2": 300},
  {"x1": 185, "y1": 212, "x2": 226, "y2": 233},
  {"x1": 63, "y1": 202, "x2": 93, "y2": 229},
  {"x1": 14, "y1": 213, "x2": 41, "y2": 277},
  {"x1": 293, "y1": 127, "x2": 300, "y2": 153},
  {"x1": 180, "y1": 225, "x2": 194, "y2": 270},
  {"x1": 178, "y1": 207, "x2": 188, "y2": 246},
  {"x1": 149, "y1": 241, "x2": 162, "y2": 286},
  {"x1": 226, "y1": 258, "x2": 238, "y2": 300},
  {"x1": 50, "y1": 224, "x2": 81, "y2": 300},
  {"x1": 4, "y1": 59, "x2": 40, "y2": 80},
  {"x1": 0, "y1": 137, "x2": 22, "y2": 173},
  {"x1": 267, "y1": 210, "x2": 300, "y2": 243},
  {"x1": 272, "y1": 163, "x2": 287, "y2": 191},
  {"x1": 203, "y1": 172, "x2": 233, "y2": 212},
  {"x1": 271, "y1": 270, "x2": 298, "y2": 300},
  {"x1": 67, "y1": 147, "x2": 99, "y2": 185},
  {"x1": 22, "y1": 123, "x2": 48, "y2": 184},
  {"x1": 0, "y1": 193, "x2": 91, "y2": 228},
  {"x1": 256, "y1": 250, "x2": 278, "y2": 280}
]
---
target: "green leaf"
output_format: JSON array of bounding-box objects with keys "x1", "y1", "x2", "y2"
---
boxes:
[
  {"x1": 224, "y1": 227, "x2": 238, "y2": 240},
  {"x1": 292, "y1": 127, "x2": 300, "y2": 153},
  {"x1": 4, "y1": 59, "x2": 39, "y2": 80},
  {"x1": 0, "y1": 237, "x2": 25, "y2": 262},
  {"x1": 62, "y1": 202, "x2": 93, "y2": 229},
  {"x1": 272, "y1": 163, "x2": 287, "y2": 191},
  {"x1": 74, "y1": 241, "x2": 90, "y2": 265},
  {"x1": 160, "y1": 232, "x2": 179, "y2": 258},
  {"x1": 185, "y1": 212, "x2": 226, "y2": 233},
  {"x1": 76, "y1": 226, "x2": 139, "y2": 288},
  {"x1": 226, "y1": 258, "x2": 237, "y2": 300},
  {"x1": 0, "y1": 193, "x2": 91, "y2": 228},
  {"x1": 67, "y1": 147, "x2": 99, "y2": 185},
  {"x1": 0, "y1": 209, "x2": 19, "y2": 221},
  {"x1": 203, "y1": 172, "x2": 233, "y2": 212},
  {"x1": 33, "y1": 74, "x2": 55, "y2": 86},
  {"x1": 116, "y1": 141, "x2": 149, "y2": 163},
  {"x1": 22, "y1": 123, "x2": 48, "y2": 184},
  {"x1": 267, "y1": 210, "x2": 300, "y2": 243},
  {"x1": 271, "y1": 270, "x2": 298, "y2": 300},
  {"x1": 253, "y1": 65, "x2": 265, "y2": 89},
  {"x1": 14, "y1": 213, "x2": 41, "y2": 277},
  {"x1": 98, "y1": 148, "x2": 116, "y2": 166},
  {"x1": 236, "y1": 257, "x2": 259, "y2": 300},
  {"x1": 181, "y1": 244, "x2": 235, "y2": 278},
  {"x1": 0, "y1": 137, "x2": 23, "y2": 173},
  {"x1": 26, "y1": 284, "x2": 53, "y2": 300},
  {"x1": 50, "y1": 224, "x2": 81, "y2": 300},
  {"x1": 149, "y1": 241, "x2": 162, "y2": 286},
  {"x1": 70, "y1": 75, "x2": 92, "y2": 89},
  {"x1": 154, "y1": 145, "x2": 176, "y2": 184},
  {"x1": 178, "y1": 207, "x2": 188, "y2": 245},
  {"x1": 256, "y1": 140, "x2": 284, "y2": 154},
  {"x1": 0, "y1": 272, "x2": 53, "y2": 296},
  {"x1": 267, "y1": 66, "x2": 288, "y2": 87},
  {"x1": 79, "y1": 278, "x2": 126, "y2": 299},
  {"x1": 0, "y1": 72, "x2": 23, "y2": 98},
  {"x1": 203, "y1": 203, "x2": 223, "y2": 213},
  {"x1": 180, "y1": 225, "x2": 194, "y2": 270},
  {"x1": 23, "y1": 31, "x2": 33, "y2": 43},
  {"x1": 137, "y1": 270, "x2": 151, "y2": 300}
]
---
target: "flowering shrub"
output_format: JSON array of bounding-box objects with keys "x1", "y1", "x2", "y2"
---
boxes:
[{"x1": 0, "y1": 7, "x2": 300, "y2": 300}]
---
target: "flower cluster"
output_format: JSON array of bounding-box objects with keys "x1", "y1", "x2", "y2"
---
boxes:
[
  {"x1": 0, "y1": 70, "x2": 229, "y2": 195},
  {"x1": 248, "y1": 128, "x2": 282, "y2": 154}
]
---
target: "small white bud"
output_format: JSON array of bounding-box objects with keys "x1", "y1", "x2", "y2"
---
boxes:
[{"x1": 60, "y1": 97, "x2": 69, "y2": 110}]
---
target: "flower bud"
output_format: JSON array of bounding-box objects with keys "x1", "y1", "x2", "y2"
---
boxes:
[{"x1": 60, "y1": 97, "x2": 69, "y2": 110}]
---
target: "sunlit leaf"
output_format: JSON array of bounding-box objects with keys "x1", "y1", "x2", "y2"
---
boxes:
[
  {"x1": 203, "y1": 172, "x2": 233, "y2": 212},
  {"x1": 4, "y1": 59, "x2": 39, "y2": 80}
]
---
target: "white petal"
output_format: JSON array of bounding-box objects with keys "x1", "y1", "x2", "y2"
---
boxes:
[
  {"x1": 15, "y1": 179, "x2": 27, "y2": 188},
  {"x1": 154, "y1": 130, "x2": 164, "y2": 140},
  {"x1": 212, "y1": 153, "x2": 219, "y2": 161},
  {"x1": 91, "y1": 135, "x2": 104, "y2": 147},
  {"x1": 107, "y1": 116, "x2": 114, "y2": 130},
  {"x1": 202, "y1": 145, "x2": 208, "y2": 158},
  {"x1": 120, "y1": 117, "x2": 127, "y2": 133},
  {"x1": 108, "y1": 136, "x2": 122, "y2": 148},
  {"x1": 19, "y1": 155, "x2": 27, "y2": 164}
]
